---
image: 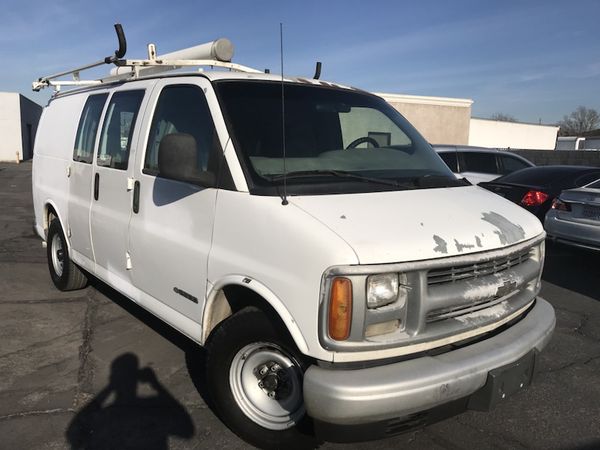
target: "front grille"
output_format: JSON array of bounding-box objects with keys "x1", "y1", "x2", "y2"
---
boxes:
[{"x1": 427, "y1": 247, "x2": 533, "y2": 285}]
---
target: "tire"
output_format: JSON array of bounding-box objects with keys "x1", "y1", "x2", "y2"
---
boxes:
[
  {"x1": 206, "y1": 307, "x2": 318, "y2": 450},
  {"x1": 47, "y1": 218, "x2": 88, "y2": 291}
]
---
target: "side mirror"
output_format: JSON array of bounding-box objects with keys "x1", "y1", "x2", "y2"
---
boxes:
[{"x1": 158, "y1": 133, "x2": 216, "y2": 187}]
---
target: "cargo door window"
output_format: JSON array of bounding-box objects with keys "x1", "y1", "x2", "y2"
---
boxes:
[
  {"x1": 97, "y1": 90, "x2": 145, "y2": 170},
  {"x1": 144, "y1": 85, "x2": 222, "y2": 180},
  {"x1": 73, "y1": 94, "x2": 108, "y2": 163}
]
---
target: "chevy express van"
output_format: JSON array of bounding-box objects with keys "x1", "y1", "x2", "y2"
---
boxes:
[{"x1": 32, "y1": 34, "x2": 555, "y2": 449}]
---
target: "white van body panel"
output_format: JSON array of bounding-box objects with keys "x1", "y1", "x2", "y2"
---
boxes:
[
  {"x1": 208, "y1": 189, "x2": 359, "y2": 361},
  {"x1": 91, "y1": 262, "x2": 204, "y2": 342},
  {"x1": 32, "y1": 94, "x2": 85, "y2": 237},
  {"x1": 291, "y1": 186, "x2": 544, "y2": 265}
]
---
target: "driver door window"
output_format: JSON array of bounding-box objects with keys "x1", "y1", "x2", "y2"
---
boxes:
[{"x1": 144, "y1": 84, "x2": 220, "y2": 181}]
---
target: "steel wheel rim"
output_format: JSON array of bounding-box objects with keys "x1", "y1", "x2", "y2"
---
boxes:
[
  {"x1": 229, "y1": 342, "x2": 305, "y2": 430},
  {"x1": 51, "y1": 234, "x2": 64, "y2": 277}
]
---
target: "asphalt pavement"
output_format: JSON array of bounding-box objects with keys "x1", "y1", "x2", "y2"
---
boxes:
[{"x1": 1, "y1": 161, "x2": 599, "y2": 449}]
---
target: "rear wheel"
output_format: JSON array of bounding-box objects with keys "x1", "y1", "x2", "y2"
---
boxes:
[
  {"x1": 47, "y1": 219, "x2": 88, "y2": 291},
  {"x1": 206, "y1": 307, "x2": 318, "y2": 449}
]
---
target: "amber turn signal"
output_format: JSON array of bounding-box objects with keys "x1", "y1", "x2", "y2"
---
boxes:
[{"x1": 328, "y1": 277, "x2": 352, "y2": 341}]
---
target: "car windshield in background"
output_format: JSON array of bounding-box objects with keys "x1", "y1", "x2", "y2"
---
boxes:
[
  {"x1": 215, "y1": 81, "x2": 459, "y2": 195},
  {"x1": 494, "y1": 166, "x2": 600, "y2": 189}
]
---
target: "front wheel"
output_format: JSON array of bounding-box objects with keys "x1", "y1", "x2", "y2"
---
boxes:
[{"x1": 206, "y1": 307, "x2": 318, "y2": 449}]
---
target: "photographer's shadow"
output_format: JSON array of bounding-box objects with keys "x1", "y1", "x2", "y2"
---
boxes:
[{"x1": 66, "y1": 353, "x2": 194, "y2": 450}]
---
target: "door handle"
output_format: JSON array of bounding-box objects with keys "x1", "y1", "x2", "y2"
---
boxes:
[
  {"x1": 133, "y1": 180, "x2": 140, "y2": 213},
  {"x1": 94, "y1": 173, "x2": 100, "y2": 201}
]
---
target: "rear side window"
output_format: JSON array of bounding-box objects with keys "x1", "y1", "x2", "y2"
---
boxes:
[
  {"x1": 461, "y1": 152, "x2": 498, "y2": 174},
  {"x1": 73, "y1": 94, "x2": 108, "y2": 163},
  {"x1": 97, "y1": 90, "x2": 145, "y2": 170},
  {"x1": 574, "y1": 172, "x2": 600, "y2": 188},
  {"x1": 144, "y1": 85, "x2": 221, "y2": 177},
  {"x1": 586, "y1": 179, "x2": 600, "y2": 189},
  {"x1": 499, "y1": 154, "x2": 530, "y2": 174},
  {"x1": 438, "y1": 152, "x2": 458, "y2": 172}
]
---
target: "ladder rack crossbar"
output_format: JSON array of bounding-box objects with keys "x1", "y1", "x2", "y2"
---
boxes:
[
  {"x1": 40, "y1": 59, "x2": 107, "y2": 83},
  {"x1": 34, "y1": 58, "x2": 263, "y2": 92}
]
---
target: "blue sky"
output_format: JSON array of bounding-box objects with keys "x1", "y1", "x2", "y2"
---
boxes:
[{"x1": 1, "y1": 0, "x2": 599, "y2": 123}]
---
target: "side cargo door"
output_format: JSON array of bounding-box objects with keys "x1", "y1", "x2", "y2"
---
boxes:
[
  {"x1": 128, "y1": 78, "x2": 229, "y2": 324},
  {"x1": 90, "y1": 88, "x2": 148, "y2": 285},
  {"x1": 68, "y1": 93, "x2": 108, "y2": 270}
]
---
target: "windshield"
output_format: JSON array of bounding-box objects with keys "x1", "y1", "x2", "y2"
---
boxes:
[{"x1": 215, "y1": 80, "x2": 458, "y2": 195}]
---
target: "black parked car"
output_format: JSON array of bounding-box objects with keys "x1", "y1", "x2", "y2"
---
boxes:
[{"x1": 479, "y1": 166, "x2": 600, "y2": 222}]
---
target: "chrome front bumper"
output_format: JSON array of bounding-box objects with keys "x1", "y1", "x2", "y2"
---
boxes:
[{"x1": 303, "y1": 297, "x2": 555, "y2": 425}]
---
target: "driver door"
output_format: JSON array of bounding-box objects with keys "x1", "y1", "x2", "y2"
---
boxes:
[{"x1": 128, "y1": 78, "x2": 225, "y2": 323}]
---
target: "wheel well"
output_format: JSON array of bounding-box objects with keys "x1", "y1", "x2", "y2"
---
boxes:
[
  {"x1": 204, "y1": 285, "x2": 293, "y2": 346},
  {"x1": 44, "y1": 204, "x2": 58, "y2": 238}
]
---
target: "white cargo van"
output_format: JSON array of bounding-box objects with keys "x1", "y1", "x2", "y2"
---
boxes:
[{"x1": 32, "y1": 28, "x2": 555, "y2": 449}]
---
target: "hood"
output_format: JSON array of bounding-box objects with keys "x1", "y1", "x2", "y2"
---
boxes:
[{"x1": 290, "y1": 186, "x2": 544, "y2": 264}]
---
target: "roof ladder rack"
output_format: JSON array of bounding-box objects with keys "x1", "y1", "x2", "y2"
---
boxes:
[{"x1": 32, "y1": 23, "x2": 261, "y2": 93}]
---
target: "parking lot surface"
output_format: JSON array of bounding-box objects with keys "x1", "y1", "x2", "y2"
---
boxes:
[{"x1": 1, "y1": 161, "x2": 599, "y2": 449}]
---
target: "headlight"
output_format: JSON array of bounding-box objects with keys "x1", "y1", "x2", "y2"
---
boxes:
[{"x1": 367, "y1": 273, "x2": 407, "y2": 309}]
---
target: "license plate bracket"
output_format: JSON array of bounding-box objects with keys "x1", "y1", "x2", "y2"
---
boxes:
[{"x1": 467, "y1": 350, "x2": 538, "y2": 411}]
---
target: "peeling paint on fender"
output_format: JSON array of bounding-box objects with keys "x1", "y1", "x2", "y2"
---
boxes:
[
  {"x1": 481, "y1": 212, "x2": 526, "y2": 245},
  {"x1": 433, "y1": 235, "x2": 448, "y2": 254},
  {"x1": 454, "y1": 239, "x2": 475, "y2": 252}
]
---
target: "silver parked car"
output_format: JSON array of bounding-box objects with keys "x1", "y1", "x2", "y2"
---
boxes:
[
  {"x1": 434, "y1": 145, "x2": 534, "y2": 184},
  {"x1": 545, "y1": 178, "x2": 600, "y2": 251}
]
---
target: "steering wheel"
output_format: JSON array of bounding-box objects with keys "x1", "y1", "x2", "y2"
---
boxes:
[{"x1": 346, "y1": 136, "x2": 380, "y2": 149}]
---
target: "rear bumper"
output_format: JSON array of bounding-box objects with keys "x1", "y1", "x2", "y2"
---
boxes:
[
  {"x1": 545, "y1": 214, "x2": 600, "y2": 251},
  {"x1": 303, "y1": 297, "x2": 555, "y2": 426}
]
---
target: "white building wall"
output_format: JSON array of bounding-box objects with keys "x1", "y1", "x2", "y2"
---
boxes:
[
  {"x1": 0, "y1": 93, "x2": 22, "y2": 161},
  {"x1": 469, "y1": 118, "x2": 559, "y2": 150},
  {"x1": 377, "y1": 93, "x2": 473, "y2": 145}
]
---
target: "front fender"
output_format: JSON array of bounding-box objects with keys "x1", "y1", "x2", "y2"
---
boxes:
[{"x1": 203, "y1": 275, "x2": 309, "y2": 354}]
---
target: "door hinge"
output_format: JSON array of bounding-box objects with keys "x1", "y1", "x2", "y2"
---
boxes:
[
  {"x1": 126, "y1": 251, "x2": 132, "y2": 270},
  {"x1": 67, "y1": 226, "x2": 72, "y2": 238},
  {"x1": 66, "y1": 165, "x2": 71, "y2": 178}
]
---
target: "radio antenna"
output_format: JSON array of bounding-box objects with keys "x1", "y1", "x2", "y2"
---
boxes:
[{"x1": 280, "y1": 22, "x2": 289, "y2": 206}]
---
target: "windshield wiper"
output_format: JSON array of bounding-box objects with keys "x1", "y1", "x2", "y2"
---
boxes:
[
  {"x1": 411, "y1": 174, "x2": 471, "y2": 187},
  {"x1": 266, "y1": 170, "x2": 412, "y2": 188}
]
